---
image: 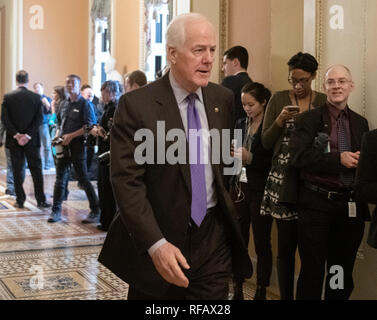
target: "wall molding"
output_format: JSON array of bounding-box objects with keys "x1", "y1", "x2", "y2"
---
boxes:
[
  {"x1": 362, "y1": 0, "x2": 367, "y2": 117},
  {"x1": 315, "y1": 0, "x2": 324, "y2": 92},
  {"x1": 218, "y1": 0, "x2": 228, "y2": 81},
  {"x1": 0, "y1": 6, "x2": 5, "y2": 99}
]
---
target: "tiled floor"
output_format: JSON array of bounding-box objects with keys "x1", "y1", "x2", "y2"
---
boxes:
[{"x1": 0, "y1": 152, "x2": 278, "y2": 300}]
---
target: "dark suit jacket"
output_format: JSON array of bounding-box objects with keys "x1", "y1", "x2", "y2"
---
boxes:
[
  {"x1": 1, "y1": 86, "x2": 43, "y2": 148},
  {"x1": 356, "y1": 129, "x2": 377, "y2": 205},
  {"x1": 289, "y1": 104, "x2": 370, "y2": 221},
  {"x1": 98, "y1": 73, "x2": 253, "y2": 296},
  {"x1": 356, "y1": 129, "x2": 377, "y2": 247},
  {"x1": 221, "y1": 72, "x2": 252, "y2": 123}
]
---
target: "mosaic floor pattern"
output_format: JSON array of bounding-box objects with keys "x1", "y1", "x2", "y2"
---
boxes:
[{"x1": 0, "y1": 246, "x2": 129, "y2": 300}]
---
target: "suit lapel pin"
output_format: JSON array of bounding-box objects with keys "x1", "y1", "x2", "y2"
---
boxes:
[{"x1": 214, "y1": 107, "x2": 220, "y2": 113}]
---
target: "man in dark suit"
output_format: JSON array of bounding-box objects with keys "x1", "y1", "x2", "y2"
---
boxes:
[
  {"x1": 1, "y1": 70, "x2": 50, "y2": 209},
  {"x1": 221, "y1": 46, "x2": 252, "y2": 123},
  {"x1": 355, "y1": 129, "x2": 377, "y2": 249},
  {"x1": 98, "y1": 13, "x2": 252, "y2": 300},
  {"x1": 290, "y1": 65, "x2": 370, "y2": 299}
]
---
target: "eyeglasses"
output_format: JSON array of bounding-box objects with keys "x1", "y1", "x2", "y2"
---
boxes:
[
  {"x1": 324, "y1": 79, "x2": 352, "y2": 88},
  {"x1": 288, "y1": 77, "x2": 311, "y2": 87}
]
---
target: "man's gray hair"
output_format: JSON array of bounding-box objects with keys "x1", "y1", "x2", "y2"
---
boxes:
[{"x1": 166, "y1": 13, "x2": 212, "y2": 49}]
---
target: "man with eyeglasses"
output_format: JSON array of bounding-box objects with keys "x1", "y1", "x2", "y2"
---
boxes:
[{"x1": 289, "y1": 64, "x2": 370, "y2": 300}]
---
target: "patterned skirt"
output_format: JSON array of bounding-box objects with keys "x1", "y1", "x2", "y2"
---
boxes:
[{"x1": 260, "y1": 121, "x2": 298, "y2": 220}]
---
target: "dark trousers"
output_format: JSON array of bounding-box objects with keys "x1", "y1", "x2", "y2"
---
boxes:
[
  {"x1": 98, "y1": 162, "x2": 117, "y2": 228},
  {"x1": 128, "y1": 207, "x2": 233, "y2": 300},
  {"x1": 296, "y1": 187, "x2": 365, "y2": 300},
  {"x1": 232, "y1": 182, "x2": 273, "y2": 287},
  {"x1": 52, "y1": 139, "x2": 99, "y2": 213},
  {"x1": 9, "y1": 144, "x2": 45, "y2": 205},
  {"x1": 275, "y1": 218, "x2": 298, "y2": 300}
]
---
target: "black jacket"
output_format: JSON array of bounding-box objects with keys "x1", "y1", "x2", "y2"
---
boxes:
[
  {"x1": 290, "y1": 104, "x2": 370, "y2": 221},
  {"x1": 1, "y1": 86, "x2": 43, "y2": 148},
  {"x1": 221, "y1": 72, "x2": 252, "y2": 123}
]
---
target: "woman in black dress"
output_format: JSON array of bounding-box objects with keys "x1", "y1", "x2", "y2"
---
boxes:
[{"x1": 231, "y1": 82, "x2": 273, "y2": 300}]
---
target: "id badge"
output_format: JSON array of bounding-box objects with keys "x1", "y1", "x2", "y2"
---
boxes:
[
  {"x1": 239, "y1": 167, "x2": 248, "y2": 183},
  {"x1": 348, "y1": 202, "x2": 357, "y2": 218}
]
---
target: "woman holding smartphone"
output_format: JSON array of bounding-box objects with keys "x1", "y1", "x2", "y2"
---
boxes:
[{"x1": 260, "y1": 52, "x2": 327, "y2": 300}]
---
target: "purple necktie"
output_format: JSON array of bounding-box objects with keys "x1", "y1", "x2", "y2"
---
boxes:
[
  {"x1": 337, "y1": 111, "x2": 354, "y2": 186},
  {"x1": 187, "y1": 93, "x2": 207, "y2": 227}
]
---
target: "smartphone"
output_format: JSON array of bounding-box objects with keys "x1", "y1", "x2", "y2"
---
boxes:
[{"x1": 286, "y1": 106, "x2": 300, "y2": 112}]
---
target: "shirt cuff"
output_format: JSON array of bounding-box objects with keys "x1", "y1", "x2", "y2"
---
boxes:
[
  {"x1": 148, "y1": 238, "x2": 167, "y2": 257},
  {"x1": 25, "y1": 134, "x2": 31, "y2": 140}
]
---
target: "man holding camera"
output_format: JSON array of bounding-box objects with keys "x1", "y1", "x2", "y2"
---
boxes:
[
  {"x1": 289, "y1": 65, "x2": 370, "y2": 299},
  {"x1": 48, "y1": 74, "x2": 100, "y2": 223}
]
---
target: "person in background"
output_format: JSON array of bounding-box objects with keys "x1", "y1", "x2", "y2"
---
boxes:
[
  {"x1": 1, "y1": 70, "x2": 50, "y2": 209},
  {"x1": 221, "y1": 46, "x2": 252, "y2": 124},
  {"x1": 124, "y1": 70, "x2": 147, "y2": 93},
  {"x1": 356, "y1": 129, "x2": 377, "y2": 249},
  {"x1": 231, "y1": 82, "x2": 273, "y2": 300},
  {"x1": 49, "y1": 85, "x2": 69, "y2": 200},
  {"x1": 47, "y1": 74, "x2": 100, "y2": 224},
  {"x1": 49, "y1": 85, "x2": 67, "y2": 141},
  {"x1": 155, "y1": 65, "x2": 170, "y2": 80},
  {"x1": 81, "y1": 85, "x2": 103, "y2": 121},
  {"x1": 34, "y1": 82, "x2": 54, "y2": 170},
  {"x1": 89, "y1": 80, "x2": 119, "y2": 231},
  {"x1": 0, "y1": 120, "x2": 18, "y2": 196},
  {"x1": 80, "y1": 84, "x2": 99, "y2": 183},
  {"x1": 260, "y1": 52, "x2": 327, "y2": 300},
  {"x1": 290, "y1": 65, "x2": 370, "y2": 300}
]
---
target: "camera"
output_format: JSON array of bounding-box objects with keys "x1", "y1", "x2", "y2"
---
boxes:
[
  {"x1": 313, "y1": 132, "x2": 330, "y2": 153},
  {"x1": 52, "y1": 136, "x2": 64, "y2": 146},
  {"x1": 52, "y1": 137, "x2": 70, "y2": 159}
]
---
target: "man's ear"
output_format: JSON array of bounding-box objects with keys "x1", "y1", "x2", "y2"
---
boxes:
[
  {"x1": 349, "y1": 81, "x2": 355, "y2": 92},
  {"x1": 167, "y1": 46, "x2": 178, "y2": 65},
  {"x1": 233, "y1": 58, "x2": 240, "y2": 68},
  {"x1": 131, "y1": 83, "x2": 140, "y2": 91}
]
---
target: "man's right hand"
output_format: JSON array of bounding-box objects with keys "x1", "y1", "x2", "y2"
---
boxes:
[
  {"x1": 151, "y1": 242, "x2": 190, "y2": 288},
  {"x1": 341, "y1": 151, "x2": 360, "y2": 168}
]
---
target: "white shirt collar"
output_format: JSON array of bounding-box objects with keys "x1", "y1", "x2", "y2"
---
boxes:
[{"x1": 168, "y1": 71, "x2": 204, "y2": 105}]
